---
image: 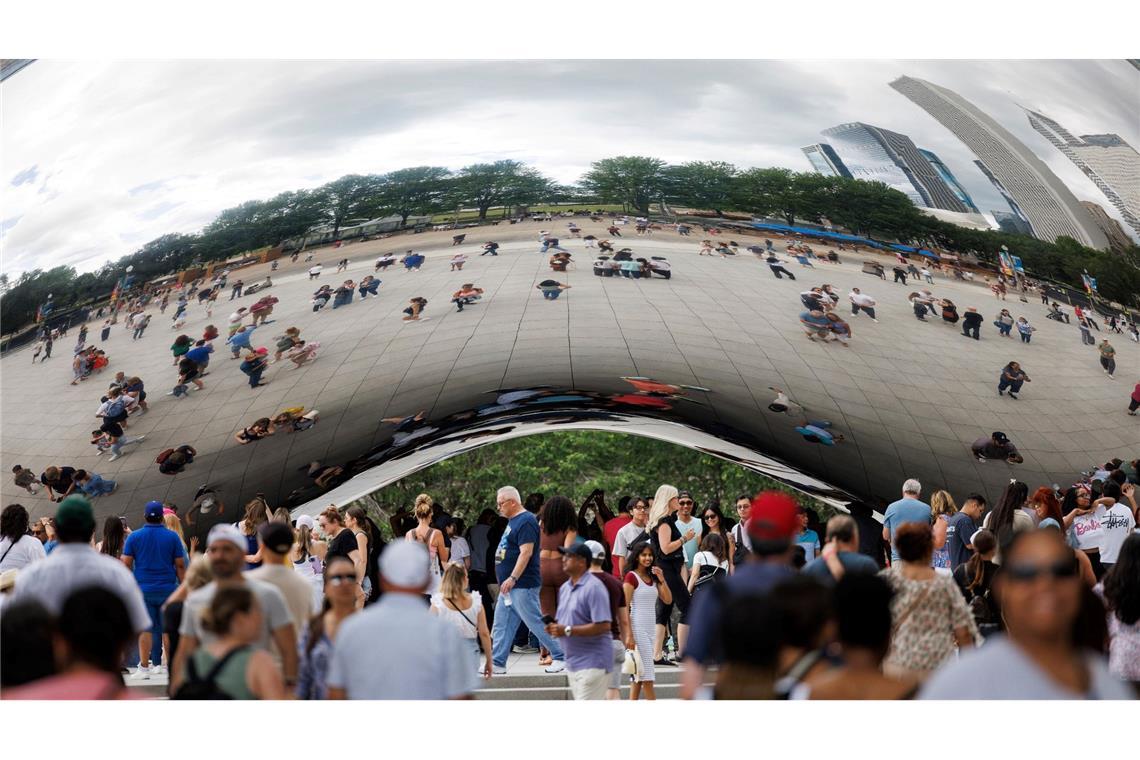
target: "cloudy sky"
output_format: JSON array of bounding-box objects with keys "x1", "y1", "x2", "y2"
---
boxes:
[{"x1": 2, "y1": 59, "x2": 1136, "y2": 276}]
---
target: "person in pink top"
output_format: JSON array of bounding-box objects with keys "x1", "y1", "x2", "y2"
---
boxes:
[
  {"x1": 1128, "y1": 382, "x2": 1140, "y2": 416},
  {"x1": 5, "y1": 587, "x2": 141, "y2": 699}
]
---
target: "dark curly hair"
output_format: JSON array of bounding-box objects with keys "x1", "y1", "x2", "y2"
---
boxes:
[
  {"x1": 1, "y1": 504, "x2": 30, "y2": 543},
  {"x1": 1102, "y1": 534, "x2": 1140, "y2": 626},
  {"x1": 540, "y1": 495, "x2": 577, "y2": 536}
]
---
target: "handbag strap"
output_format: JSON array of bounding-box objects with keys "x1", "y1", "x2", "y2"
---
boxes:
[
  {"x1": 891, "y1": 578, "x2": 935, "y2": 637},
  {"x1": 443, "y1": 596, "x2": 478, "y2": 630}
]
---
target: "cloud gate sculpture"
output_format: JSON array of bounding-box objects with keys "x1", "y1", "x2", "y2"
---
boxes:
[{"x1": 2, "y1": 222, "x2": 1136, "y2": 540}]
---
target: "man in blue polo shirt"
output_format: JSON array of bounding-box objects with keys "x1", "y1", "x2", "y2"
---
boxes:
[
  {"x1": 184, "y1": 340, "x2": 214, "y2": 375},
  {"x1": 882, "y1": 479, "x2": 932, "y2": 564},
  {"x1": 122, "y1": 500, "x2": 187, "y2": 677},
  {"x1": 545, "y1": 543, "x2": 613, "y2": 700},
  {"x1": 491, "y1": 485, "x2": 565, "y2": 674}
]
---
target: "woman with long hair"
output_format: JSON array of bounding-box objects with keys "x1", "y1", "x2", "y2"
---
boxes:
[
  {"x1": 647, "y1": 483, "x2": 691, "y2": 664},
  {"x1": 271, "y1": 507, "x2": 291, "y2": 524},
  {"x1": 405, "y1": 494, "x2": 448, "y2": 597},
  {"x1": 951, "y1": 529, "x2": 1000, "y2": 638},
  {"x1": 1061, "y1": 486, "x2": 1105, "y2": 578},
  {"x1": 0, "y1": 503, "x2": 46, "y2": 572},
  {"x1": 699, "y1": 503, "x2": 737, "y2": 574},
  {"x1": 1029, "y1": 487, "x2": 1063, "y2": 526},
  {"x1": 623, "y1": 539, "x2": 671, "y2": 700},
  {"x1": 431, "y1": 563, "x2": 493, "y2": 680},
  {"x1": 982, "y1": 480, "x2": 1033, "y2": 563},
  {"x1": 687, "y1": 532, "x2": 729, "y2": 601},
  {"x1": 239, "y1": 496, "x2": 271, "y2": 569},
  {"x1": 929, "y1": 490, "x2": 956, "y2": 572},
  {"x1": 97, "y1": 516, "x2": 127, "y2": 558},
  {"x1": 164, "y1": 513, "x2": 189, "y2": 556},
  {"x1": 1095, "y1": 534, "x2": 1140, "y2": 685},
  {"x1": 880, "y1": 523, "x2": 978, "y2": 684},
  {"x1": 297, "y1": 557, "x2": 358, "y2": 699},
  {"x1": 537, "y1": 495, "x2": 578, "y2": 667},
  {"x1": 291, "y1": 515, "x2": 327, "y2": 612},
  {"x1": 344, "y1": 506, "x2": 377, "y2": 603},
  {"x1": 183, "y1": 586, "x2": 285, "y2": 700}
]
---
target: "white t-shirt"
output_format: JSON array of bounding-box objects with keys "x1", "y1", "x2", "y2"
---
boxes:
[
  {"x1": 691, "y1": 550, "x2": 729, "y2": 573},
  {"x1": 612, "y1": 522, "x2": 649, "y2": 559},
  {"x1": 1098, "y1": 503, "x2": 1136, "y2": 563},
  {"x1": 1068, "y1": 505, "x2": 1107, "y2": 552},
  {"x1": 449, "y1": 536, "x2": 471, "y2": 566},
  {"x1": 849, "y1": 291, "x2": 875, "y2": 307},
  {"x1": 0, "y1": 534, "x2": 47, "y2": 572}
]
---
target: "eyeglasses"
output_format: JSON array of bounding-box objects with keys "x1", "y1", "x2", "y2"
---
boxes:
[
  {"x1": 678, "y1": 500, "x2": 694, "y2": 506},
  {"x1": 702, "y1": 514, "x2": 717, "y2": 521},
  {"x1": 327, "y1": 574, "x2": 357, "y2": 586},
  {"x1": 1006, "y1": 559, "x2": 1079, "y2": 583}
]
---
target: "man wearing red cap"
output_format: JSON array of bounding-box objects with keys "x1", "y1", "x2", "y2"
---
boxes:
[{"x1": 680, "y1": 491, "x2": 799, "y2": 699}]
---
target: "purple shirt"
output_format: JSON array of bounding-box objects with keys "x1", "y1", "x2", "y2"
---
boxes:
[{"x1": 555, "y1": 572, "x2": 613, "y2": 673}]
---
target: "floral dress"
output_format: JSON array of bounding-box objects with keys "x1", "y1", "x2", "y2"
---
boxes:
[{"x1": 880, "y1": 567, "x2": 978, "y2": 673}]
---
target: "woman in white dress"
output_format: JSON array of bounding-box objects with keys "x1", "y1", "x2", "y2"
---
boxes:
[
  {"x1": 623, "y1": 539, "x2": 672, "y2": 700},
  {"x1": 431, "y1": 563, "x2": 492, "y2": 679}
]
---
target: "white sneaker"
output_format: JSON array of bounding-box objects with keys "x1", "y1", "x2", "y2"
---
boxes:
[
  {"x1": 135, "y1": 664, "x2": 153, "y2": 678},
  {"x1": 150, "y1": 664, "x2": 168, "y2": 676},
  {"x1": 108, "y1": 453, "x2": 122, "y2": 462},
  {"x1": 485, "y1": 666, "x2": 507, "y2": 675},
  {"x1": 544, "y1": 661, "x2": 566, "y2": 674}
]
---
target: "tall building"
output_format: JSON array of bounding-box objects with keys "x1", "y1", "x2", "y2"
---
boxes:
[
  {"x1": 1080, "y1": 201, "x2": 1136, "y2": 252},
  {"x1": 821, "y1": 122, "x2": 970, "y2": 211},
  {"x1": 918, "y1": 149, "x2": 980, "y2": 212},
  {"x1": 1024, "y1": 109, "x2": 1140, "y2": 238},
  {"x1": 993, "y1": 210, "x2": 1034, "y2": 237},
  {"x1": 889, "y1": 76, "x2": 1108, "y2": 250},
  {"x1": 801, "y1": 143, "x2": 853, "y2": 178}
]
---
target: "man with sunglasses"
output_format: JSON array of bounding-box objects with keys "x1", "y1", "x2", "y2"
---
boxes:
[
  {"x1": 920, "y1": 530, "x2": 1131, "y2": 699},
  {"x1": 675, "y1": 492, "x2": 703, "y2": 574},
  {"x1": 730, "y1": 495, "x2": 752, "y2": 568}
]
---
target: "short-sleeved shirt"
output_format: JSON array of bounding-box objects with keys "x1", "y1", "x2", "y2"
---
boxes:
[
  {"x1": 612, "y1": 522, "x2": 648, "y2": 561},
  {"x1": 122, "y1": 523, "x2": 185, "y2": 593},
  {"x1": 801, "y1": 551, "x2": 879, "y2": 584},
  {"x1": 602, "y1": 515, "x2": 632, "y2": 573},
  {"x1": 1099, "y1": 503, "x2": 1136, "y2": 563},
  {"x1": 796, "y1": 530, "x2": 821, "y2": 562},
  {"x1": 883, "y1": 498, "x2": 932, "y2": 562},
  {"x1": 972, "y1": 437, "x2": 1019, "y2": 460},
  {"x1": 590, "y1": 570, "x2": 626, "y2": 639},
  {"x1": 555, "y1": 573, "x2": 614, "y2": 672},
  {"x1": 179, "y1": 579, "x2": 292, "y2": 651},
  {"x1": 685, "y1": 562, "x2": 796, "y2": 665},
  {"x1": 41, "y1": 467, "x2": 77, "y2": 494},
  {"x1": 675, "y1": 516, "x2": 703, "y2": 567},
  {"x1": 495, "y1": 510, "x2": 542, "y2": 587},
  {"x1": 327, "y1": 593, "x2": 478, "y2": 699},
  {"x1": 945, "y1": 512, "x2": 977, "y2": 569},
  {"x1": 185, "y1": 346, "x2": 212, "y2": 364}
]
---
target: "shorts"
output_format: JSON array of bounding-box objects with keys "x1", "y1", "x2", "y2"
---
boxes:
[
  {"x1": 100, "y1": 419, "x2": 125, "y2": 437},
  {"x1": 609, "y1": 638, "x2": 625, "y2": 690},
  {"x1": 181, "y1": 369, "x2": 199, "y2": 383}
]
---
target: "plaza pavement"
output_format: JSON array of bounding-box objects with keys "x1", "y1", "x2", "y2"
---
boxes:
[{"x1": 2, "y1": 218, "x2": 1136, "y2": 528}]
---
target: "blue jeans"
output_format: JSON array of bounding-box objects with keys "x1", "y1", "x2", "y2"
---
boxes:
[
  {"x1": 998, "y1": 377, "x2": 1024, "y2": 394},
  {"x1": 143, "y1": 589, "x2": 172, "y2": 665},
  {"x1": 491, "y1": 585, "x2": 563, "y2": 667},
  {"x1": 542, "y1": 290, "x2": 562, "y2": 300},
  {"x1": 81, "y1": 474, "x2": 116, "y2": 496}
]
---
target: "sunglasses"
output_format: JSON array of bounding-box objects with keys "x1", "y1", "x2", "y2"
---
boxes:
[
  {"x1": 702, "y1": 514, "x2": 717, "y2": 521},
  {"x1": 678, "y1": 500, "x2": 694, "y2": 506},
  {"x1": 1006, "y1": 559, "x2": 1079, "y2": 583},
  {"x1": 327, "y1": 574, "x2": 357, "y2": 585}
]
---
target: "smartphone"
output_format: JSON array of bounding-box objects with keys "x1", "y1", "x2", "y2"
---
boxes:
[{"x1": 541, "y1": 614, "x2": 555, "y2": 625}]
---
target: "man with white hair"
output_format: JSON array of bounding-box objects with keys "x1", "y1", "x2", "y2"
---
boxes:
[
  {"x1": 327, "y1": 540, "x2": 479, "y2": 699},
  {"x1": 490, "y1": 485, "x2": 566, "y2": 674},
  {"x1": 882, "y1": 479, "x2": 932, "y2": 564}
]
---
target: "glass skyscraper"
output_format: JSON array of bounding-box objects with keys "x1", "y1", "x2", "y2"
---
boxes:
[
  {"x1": 801, "y1": 143, "x2": 853, "y2": 179},
  {"x1": 918, "y1": 149, "x2": 980, "y2": 213}
]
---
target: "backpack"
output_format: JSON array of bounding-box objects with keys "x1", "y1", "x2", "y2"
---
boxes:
[
  {"x1": 155, "y1": 448, "x2": 174, "y2": 465},
  {"x1": 969, "y1": 589, "x2": 1000, "y2": 635},
  {"x1": 105, "y1": 398, "x2": 128, "y2": 418},
  {"x1": 172, "y1": 646, "x2": 249, "y2": 700}
]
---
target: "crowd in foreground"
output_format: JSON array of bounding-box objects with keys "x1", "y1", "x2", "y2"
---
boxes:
[{"x1": 0, "y1": 454, "x2": 1137, "y2": 700}]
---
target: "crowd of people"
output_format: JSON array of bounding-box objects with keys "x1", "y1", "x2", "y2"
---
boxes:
[{"x1": 1, "y1": 453, "x2": 1137, "y2": 700}]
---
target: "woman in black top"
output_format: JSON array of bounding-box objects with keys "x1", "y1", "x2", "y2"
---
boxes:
[
  {"x1": 647, "y1": 484, "x2": 692, "y2": 665},
  {"x1": 234, "y1": 418, "x2": 275, "y2": 445}
]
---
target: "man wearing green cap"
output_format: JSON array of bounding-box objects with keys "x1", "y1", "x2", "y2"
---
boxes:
[{"x1": 10, "y1": 495, "x2": 150, "y2": 637}]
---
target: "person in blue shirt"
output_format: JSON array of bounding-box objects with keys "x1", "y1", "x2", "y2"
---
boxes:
[
  {"x1": 882, "y1": 479, "x2": 932, "y2": 564},
  {"x1": 799, "y1": 309, "x2": 832, "y2": 342},
  {"x1": 490, "y1": 485, "x2": 565, "y2": 674},
  {"x1": 795, "y1": 511, "x2": 821, "y2": 562},
  {"x1": 184, "y1": 340, "x2": 214, "y2": 374},
  {"x1": 226, "y1": 325, "x2": 256, "y2": 358},
  {"x1": 122, "y1": 500, "x2": 187, "y2": 675},
  {"x1": 802, "y1": 515, "x2": 881, "y2": 584}
]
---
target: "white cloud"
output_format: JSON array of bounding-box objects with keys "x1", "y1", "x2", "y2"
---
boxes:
[{"x1": 2, "y1": 59, "x2": 1136, "y2": 276}]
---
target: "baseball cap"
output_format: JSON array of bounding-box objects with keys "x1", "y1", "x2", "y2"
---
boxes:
[
  {"x1": 255, "y1": 347, "x2": 268, "y2": 355},
  {"x1": 380, "y1": 540, "x2": 430, "y2": 589},
  {"x1": 258, "y1": 522, "x2": 295, "y2": 554},
  {"x1": 583, "y1": 540, "x2": 607, "y2": 561},
  {"x1": 992, "y1": 431, "x2": 1009, "y2": 443},
  {"x1": 144, "y1": 500, "x2": 164, "y2": 522},
  {"x1": 295, "y1": 514, "x2": 316, "y2": 531},
  {"x1": 56, "y1": 494, "x2": 95, "y2": 535},
  {"x1": 747, "y1": 491, "x2": 800, "y2": 543},
  {"x1": 558, "y1": 544, "x2": 593, "y2": 563},
  {"x1": 207, "y1": 523, "x2": 248, "y2": 551},
  {"x1": 677, "y1": 490, "x2": 694, "y2": 501}
]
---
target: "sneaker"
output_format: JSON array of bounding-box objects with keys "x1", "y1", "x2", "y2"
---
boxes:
[
  {"x1": 512, "y1": 645, "x2": 539, "y2": 654},
  {"x1": 976, "y1": 455, "x2": 987, "y2": 462},
  {"x1": 135, "y1": 664, "x2": 153, "y2": 679},
  {"x1": 998, "y1": 389, "x2": 1004, "y2": 396},
  {"x1": 544, "y1": 661, "x2": 566, "y2": 674},
  {"x1": 150, "y1": 664, "x2": 168, "y2": 676},
  {"x1": 1009, "y1": 393, "x2": 1018, "y2": 399},
  {"x1": 108, "y1": 453, "x2": 122, "y2": 462},
  {"x1": 486, "y1": 666, "x2": 507, "y2": 675}
]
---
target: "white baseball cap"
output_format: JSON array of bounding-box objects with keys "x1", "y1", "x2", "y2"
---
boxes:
[
  {"x1": 295, "y1": 515, "x2": 316, "y2": 531},
  {"x1": 583, "y1": 540, "x2": 607, "y2": 561},
  {"x1": 207, "y1": 523, "x2": 248, "y2": 551},
  {"x1": 379, "y1": 540, "x2": 430, "y2": 589}
]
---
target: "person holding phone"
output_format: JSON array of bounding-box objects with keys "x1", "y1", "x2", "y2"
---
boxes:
[
  {"x1": 543, "y1": 544, "x2": 613, "y2": 700},
  {"x1": 623, "y1": 539, "x2": 671, "y2": 699}
]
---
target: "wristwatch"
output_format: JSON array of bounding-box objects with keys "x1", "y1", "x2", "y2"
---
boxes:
[{"x1": 564, "y1": 625, "x2": 573, "y2": 637}]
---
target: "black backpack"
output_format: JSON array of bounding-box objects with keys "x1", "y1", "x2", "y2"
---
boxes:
[{"x1": 172, "y1": 646, "x2": 249, "y2": 700}]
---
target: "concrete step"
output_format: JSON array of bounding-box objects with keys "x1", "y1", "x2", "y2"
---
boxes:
[{"x1": 474, "y1": 681, "x2": 692, "y2": 700}]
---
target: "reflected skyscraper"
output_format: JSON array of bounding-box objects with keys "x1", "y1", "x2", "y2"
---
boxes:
[
  {"x1": 889, "y1": 76, "x2": 1109, "y2": 249},
  {"x1": 918, "y1": 148, "x2": 980, "y2": 213},
  {"x1": 821, "y1": 122, "x2": 972, "y2": 212},
  {"x1": 1025, "y1": 108, "x2": 1140, "y2": 239},
  {"x1": 801, "y1": 143, "x2": 853, "y2": 178}
]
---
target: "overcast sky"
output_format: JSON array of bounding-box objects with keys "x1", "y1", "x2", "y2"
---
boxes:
[{"x1": 2, "y1": 59, "x2": 1136, "y2": 276}]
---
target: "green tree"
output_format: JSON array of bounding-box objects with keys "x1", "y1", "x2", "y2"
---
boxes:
[
  {"x1": 450, "y1": 160, "x2": 552, "y2": 220},
  {"x1": 314, "y1": 174, "x2": 384, "y2": 239},
  {"x1": 581, "y1": 156, "x2": 667, "y2": 214},
  {"x1": 254, "y1": 189, "x2": 327, "y2": 246},
  {"x1": 371, "y1": 166, "x2": 452, "y2": 226},
  {"x1": 664, "y1": 161, "x2": 738, "y2": 216}
]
